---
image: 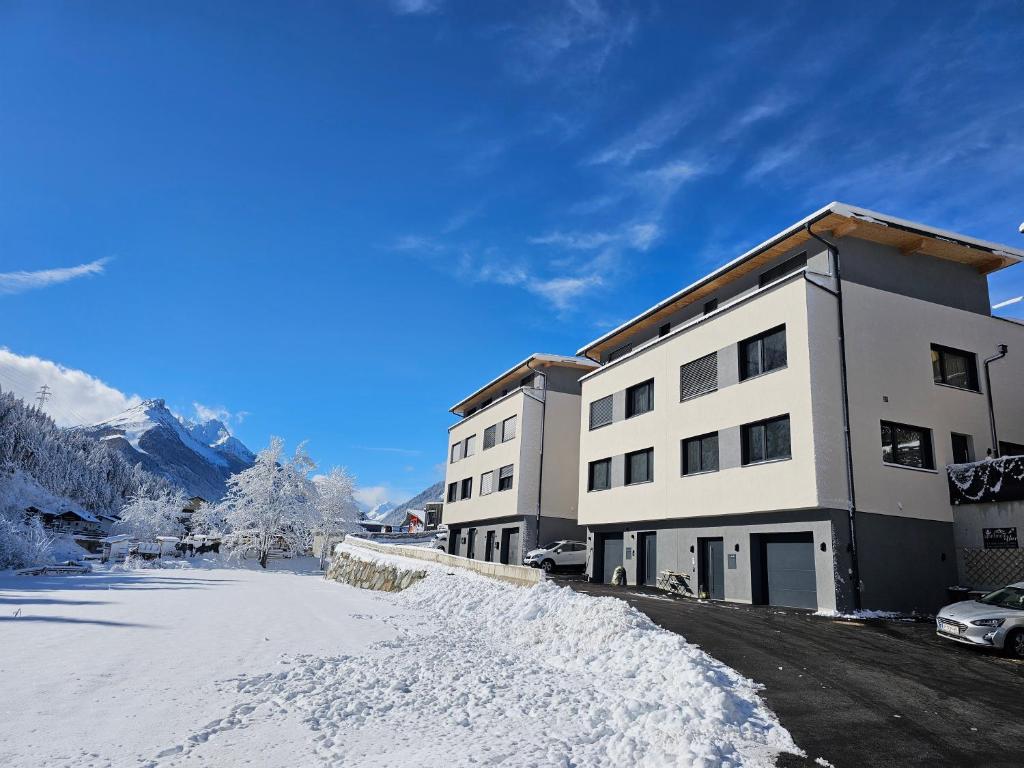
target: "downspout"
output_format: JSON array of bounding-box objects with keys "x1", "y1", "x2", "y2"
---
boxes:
[
  {"x1": 806, "y1": 223, "x2": 862, "y2": 611},
  {"x1": 524, "y1": 360, "x2": 547, "y2": 550},
  {"x1": 984, "y1": 345, "x2": 1009, "y2": 457}
]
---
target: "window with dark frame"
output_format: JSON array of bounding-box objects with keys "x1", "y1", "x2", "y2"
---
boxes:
[
  {"x1": 703, "y1": 298, "x2": 718, "y2": 315},
  {"x1": 881, "y1": 420, "x2": 934, "y2": 470},
  {"x1": 498, "y1": 464, "x2": 514, "y2": 491},
  {"x1": 460, "y1": 477, "x2": 473, "y2": 500},
  {"x1": 741, "y1": 415, "x2": 791, "y2": 465},
  {"x1": 680, "y1": 352, "x2": 718, "y2": 400},
  {"x1": 589, "y1": 395, "x2": 613, "y2": 429},
  {"x1": 588, "y1": 458, "x2": 611, "y2": 491},
  {"x1": 464, "y1": 434, "x2": 476, "y2": 457},
  {"x1": 625, "y1": 448, "x2": 654, "y2": 485},
  {"x1": 501, "y1": 415, "x2": 517, "y2": 442},
  {"x1": 951, "y1": 433, "x2": 972, "y2": 464},
  {"x1": 931, "y1": 344, "x2": 979, "y2": 391},
  {"x1": 682, "y1": 432, "x2": 719, "y2": 475},
  {"x1": 625, "y1": 379, "x2": 654, "y2": 418},
  {"x1": 739, "y1": 325, "x2": 787, "y2": 380},
  {"x1": 447, "y1": 482, "x2": 458, "y2": 503},
  {"x1": 659, "y1": 323, "x2": 671, "y2": 337},
  {"x1": 758, "y1": 251, "x2": 808, "y2": 288},
  {"x1": 480, "y1": 471, "x2": 494, "y2": 496},
  {"x1": 1000, "y1": 440, "x2": 1024, "y2": 457},
  {"x1": 450, "y1": 442, "x2": 462, "y2": 463},
  {"x1": 483, "y1": 424, "x2": 497, "y2": 450}
]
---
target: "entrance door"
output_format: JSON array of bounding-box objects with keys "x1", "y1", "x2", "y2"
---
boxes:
[
  {"x1": 484, "y1": 531, "x2": 495, "y2": 562},
  {"x1": 448, "y1": 529, "x2": 460, "y2": 555},
  {"x1": 502, "y1": 528, "x2": 519, "y2": 565},
  {"x1": 638, "y1": 532, "x2": 657, "y2": 585},
  {"x1": 699, "y1": 537, "x2": 725, "y2": 599},
  {"x1": 601, "y1": 533, "x2": 624, "y2": 583},
  {"x1": 763, "y1": 533, "x2": 817, "y2": 609},
  {"x1": 466, "y1": 528, "x2": 477, "y2": 559}
]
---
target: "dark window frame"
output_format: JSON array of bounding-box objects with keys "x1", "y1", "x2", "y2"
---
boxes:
[
  {"x1": 625, "y1": 379, "x2": 655, "y2": 419},
  {"x1": 497, "y1": 464, "x2": 514, "y2": 492},
  {"x1": 460, "y1": 477, "x2": 473, "y2": 500},
  {"x1": 588, "y1": 457, "x2": 611, "y2": 492},
  {"x1": 951, "y1": 432, "x2": 973, "y2": 464},
  {"x1": 447, "y1": 482, "x2": 458, "y2": 503},
  {"x1": 624, "y1": 447, "x2": 654, "y2": 485},
  {"x1": 881, "y1": 420, "x2": 935, "y2": 471},
  {"x1": 501, "y1": 415, "x2": 517, "y2": 442},
  {"x1": 741, "y1": 414, "x2": 792, "y2": 466},
  {"x1": 679, "y1": 351, "x2": 718, "y2": 402},
  {"x1": 483, "y1": 424, "x2": 497, "y2": 450},
  {"x1": 681, "y1": 432, "x2": 720, "y2": 476},
  {"x1": 703, "y1": 298, "x2": 718, "y2": 315},
  {"x1": 930, "y1": 344, "x2": 980, "y2": 392},
  {"x1": 589, "y1": 395, "x2": 614, "y2": 430},
  {"x1": 658, "y1": 323, "x2": 671, "y2": 337},
  {"x1": 739, "y1": 325, "x2": 787, "y2": 381}
]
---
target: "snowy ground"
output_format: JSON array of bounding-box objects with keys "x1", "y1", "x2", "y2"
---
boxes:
[{"x1": 0, "y1": 550, "x2": 800, "y2": 767}]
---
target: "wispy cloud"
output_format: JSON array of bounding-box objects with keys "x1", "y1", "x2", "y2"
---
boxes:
[
  {"x1": 388, "y1": 0, "x2": 441, "y2": 16},
  {"x1": 192, "y1": 402, "x2": 249, "y2": 428},
  {"x1": 586, "y1": 96, "x2": 702, "y2": 167},
  {"x1": 441, "y1": 204, "x2": 484, "y2": 234},
  {"x1": 0, "y1": 257, "x2": 110, "y2": 296},
  {"x1": 525, "y1": 274, "x2": 603, "y2": 311}
]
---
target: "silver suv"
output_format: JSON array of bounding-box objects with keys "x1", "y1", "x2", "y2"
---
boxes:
[
  {"x1": 936, "y1": 582, "x2": 1024, "y2": 657},
  {"x1": 523, "y1": 540, "x2": 586, "y2": 573}
]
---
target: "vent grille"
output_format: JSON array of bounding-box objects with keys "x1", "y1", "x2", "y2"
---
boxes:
[
  {"x1": 589, "y1": 395, "x2": 613, "y2": 429},
  {"x1": 680, "y1": 352, "x2": 718, "y2": 401}
]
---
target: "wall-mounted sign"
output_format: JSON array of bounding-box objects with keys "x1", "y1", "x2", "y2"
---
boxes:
[
  {"x1": 625, "y1": 547, "x2": 633, "y2": 559},
  {"x1": 983, "y1": 527, "x2": 1018, "y2": 549}
]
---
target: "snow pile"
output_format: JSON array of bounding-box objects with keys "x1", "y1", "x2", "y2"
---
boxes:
[
  {"x1": 814, "y1": 608, "x2": 901, "y2": 620},
  {"x1": 218, "y1": 543, "x2": 800, "y2": 767}
]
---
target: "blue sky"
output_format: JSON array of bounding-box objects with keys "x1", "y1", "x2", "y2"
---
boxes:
[{"x1": 2, "y1": 0, "x2": 1023, "y2": 504}]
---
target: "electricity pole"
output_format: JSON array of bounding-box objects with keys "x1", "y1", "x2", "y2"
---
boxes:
[{"x1": 35, "y1": 384, "x2": 52, "y2": 409}]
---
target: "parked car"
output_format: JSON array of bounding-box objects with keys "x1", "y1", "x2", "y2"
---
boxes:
[
  {"x1": 432, "y1": 527, "x2": 449, "y2": 551},
  {"x1": 936, "y1": 582, "x2": 1024, "y2": 657},
  {"x1": 523, "y1": 540, "x2": 586, "y2": 573}
]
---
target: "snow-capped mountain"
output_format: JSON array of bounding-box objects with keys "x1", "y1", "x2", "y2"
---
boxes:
[
  {"x1": 355, "y1": 481, "x2": 445, "y2": 527},
  {"x1": 83, "y1": 399, "x2": 255, "y2": 501},
  {"x1": 362, "y1": 501, "x2": 398, "y2": 524}
]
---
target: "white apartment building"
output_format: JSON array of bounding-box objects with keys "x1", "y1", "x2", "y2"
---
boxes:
[
  {"x1": 443, "y1": 354, "x2": 598, "y2": 565},
  {"x1": 575, "y1": 203, "x2": 1024, "y2": 613}
]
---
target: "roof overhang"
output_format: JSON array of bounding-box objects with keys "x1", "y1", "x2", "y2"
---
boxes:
[
  {"x1": 577, "y1": 202, "x2": 1024, "y2": 361},
  {"x1": 449, "y1": 353, "x2": 599, "y2": 416}
]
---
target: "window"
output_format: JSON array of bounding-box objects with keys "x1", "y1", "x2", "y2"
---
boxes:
[
  {"x1": 739, "y1": 325, "x2": 787, "y2": 380},
  {"x1": 626, "y1": 379, "x2": 654, "y2": 418},
  {"x1": 680, "y1": 352, "x2": 718, "y2": 401},
  {"x1": 625, "y1": 448, "x2": 654, "y2": 484},
  {"x1": 464, "y1": 434, "x2": 476, "y2": 457},
  {"x1": 1000, "y1": 441, "x2": 1024, "y2": 457},
  {"x1": 450, "y1": 442, "x2": 463, "y2": 463},
  {"x1": 659, "y1": 323, "x2": 671, "y2": 337},
  {"x1": 460, "y1": 477, "x2": 473, "y2": 500},
  {"x1": 682, "y1": 432, "x2": 719, "y2": 475},
  {"x1": 480, "y1": 471, "x2": 494, "y2": 496},
  {"x1": 588, "y1": 458, "x2": 611, "y2": 491},
  {"x1": 951, "y1": 433, "x2": 973, "y2": 464},
  {"x1": 759, "y1": 251, "x2": 807, "y2": 287},
  {"x1": 498, "y1": 464, "x2": 514, "y2": 491},
  {"x1": 447, "y1": 482, "x2": 458, "y2": 503},
  {"x1": 501, "y1": 415, "x2": 517, "y2": 442},
  {"x1": 931, "y1": 344, "x2": 979, "y2": 391},
  {"x1": 881, "y1": 421, "x2": 934, "y2": 470},
  {"x1": 703, "y1": 298, "x2": 718, "y2": 315},
  {"x1": 608, "y1": 343, "x2": 632, "y2": 362},
  {"x1": 483, "y1": 424, "x2": 497, "y2": 450},
  {"x1": 742, "y1": 415, "x2": 791, "y2": 465},
  {"x1": 589, "y1": 395, "x2": 613, "y2": 430}
]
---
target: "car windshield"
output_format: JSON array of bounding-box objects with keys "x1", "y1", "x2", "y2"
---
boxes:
[
  {"x1": 977, "y1": 586, "x2": 1024, "y2": 610},
  {"x1": 541, "y1": 542, "x2": 562, "y2": 551}
]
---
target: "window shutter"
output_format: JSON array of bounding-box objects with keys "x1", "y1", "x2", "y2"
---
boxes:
[
  {"x1": 680, "y1": 352, "x2": 717, "y2": 400},
  {"x1": 589, "y1": 395, "x2": 613, "y2": 429},
  {"x1": 480, "y1": 471, "x2": 494, "y2": 495},
  {"x1": 483, "y1": 425, "x2": 496, "y2": 449},
  {"x1": 465, "y1": 435, "x2": 476, "y2": 457},
  {"x1": 502, "y1": 415, "x2": 517, "y2": 441},
  {"x1": 499, "y1": 464, "x2": 513, "y2": 480}
]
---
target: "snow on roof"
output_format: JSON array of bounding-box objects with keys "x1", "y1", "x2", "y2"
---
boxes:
[
  {"x1": 449, "y1": 353, "x2": 599, "y2": 414},
  {"x1": 102, "y1": 534, "x2": 132, "y2": 543}
]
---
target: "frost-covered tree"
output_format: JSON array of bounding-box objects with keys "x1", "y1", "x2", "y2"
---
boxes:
[
  {"x1": 115, "y1": 488, "x2": 189, "y2": 540},
  {"x1": 214, "y1": 437, "x2": 318, "y2": 568},
  {"x1": 0, "y1": 513, "x2": 54, "y2": 569},
  {"x1": 311, "y1": 466, "x2": 361, "y2": 567}
]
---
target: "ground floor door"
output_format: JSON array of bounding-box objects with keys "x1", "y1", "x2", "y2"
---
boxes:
[
  {"x1": 699, "y1": 537, "x2": 725, "y2": 600},
  {"x1": 466, "y1": 528, "x2": 477, "y2": 559},
  {"x1": 638, "y1": 532, "x2": 657, "y2": 585},
  {"x1": 601, "y1": 533, "x2": 624, "y2": 584},
  {"x1": 484, "y1": 530, "x2": 495, "y2": 562},
  {"x1": 763, "y1": 533, "x2": 817, "y2": 609},
  {"x1": 500, "y1": 527, "x2": 518, "y2": 565},
  {"x1": 447, "y1": 529, "x2": 460, "y2": 556}
]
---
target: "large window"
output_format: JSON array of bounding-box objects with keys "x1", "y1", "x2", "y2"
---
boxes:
[
  {"x1": 626, "y1": 379, "x2": 654, "y2": 418},
  {"x1": 625, "y1": 448, "x2": 654, "y2": 485},
  {"x1": 931, "y1": 344, "x2": 979, "y2": 391},
  {"x1": 447, "y1": 482, "x2": 458, "y2": 503},
  {"x1": 483, "y1": 424, "x2": 497, "y2": 450},
  {"x1": 450, "y1": 442, "x2": 463, "y2": 463},
  {"x1": 588, "y1": 458, "x2": 611, "y2": 491},
  {"x1": 881, "y1": 421, "x2": 934, "y2": 470},
  {"x1": 682, "y1": 432, "x2": 719, "y2": 475},
  {"x1": 759, "y1": 251, "x2": 808, "y2": 288},
  {"x1": 742, "y1": 415, "x2": 791, "y2": 465},
  {"x1": 739, "y1": 325, "x2": 787, "y2": 380},
  {"x1": 589, "y1": 395, "x2": 613, "y2": 429},
  {"x1": 501, "y1": 415, "x2": 517, "y2": 442},
  {"x1": 680, "y1": 352, "x2": 718, "y2": 401},
  {"x1": 460, "y1": 477, "x2": 473, "y2": 500},
  {"x1": 498, "y1": 464, "x2": 514, "y2": 491},
  {"x1": 464, "y1": 434, "x2": 476, "y2": 457},
  {"x1": 480, "y1": 471, "x2": 494, "y2": 496}
]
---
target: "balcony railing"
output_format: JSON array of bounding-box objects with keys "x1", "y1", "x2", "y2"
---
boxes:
[{"x1": 948, "y1": 455, "x2": 1024, "y2": 505}]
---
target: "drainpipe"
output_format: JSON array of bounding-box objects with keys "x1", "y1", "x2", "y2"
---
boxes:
[
  {"x1": 524, "y1": 361, "x2": 547, "y2": 549},
  {"x1": 984, "y1": 345, "x2": 1008, "y2": 457},
  {"x1": 805, "y1": 223, "x2": 862, "y2": 611}
]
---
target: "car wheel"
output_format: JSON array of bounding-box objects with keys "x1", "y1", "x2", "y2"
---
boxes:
[
  {"x1": 1006, "y1": 630, "x2": 1024, "y2": 659},
  {"x1": 541, "y1": 559, "x2": 556, "y2": 573}
]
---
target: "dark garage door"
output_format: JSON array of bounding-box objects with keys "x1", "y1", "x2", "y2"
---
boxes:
[
  {"x1": 763, "y1": 533, "x2": 817, "y2": 609},
  {"x1": 601, "y1": 533, "x2": 624, "y2": 584}
]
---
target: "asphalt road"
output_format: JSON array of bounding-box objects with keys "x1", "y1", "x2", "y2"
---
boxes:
[{"x1": 555, "y1": 577, "x2": 1024, "y2": 768}]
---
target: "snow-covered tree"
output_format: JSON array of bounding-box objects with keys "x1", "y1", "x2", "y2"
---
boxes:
[
  {"x1": 0, "y1": 513, "x2": 54, "y2": 569},
  {"x1": 311, "y1": 466, "x2": 361, "y2": 567},
  {"x1": 213, "y1": 437, "x2": 318, "y2": 568},
  {"x1": 115, "y1": 488, "x2": 189, "y2": 540}
]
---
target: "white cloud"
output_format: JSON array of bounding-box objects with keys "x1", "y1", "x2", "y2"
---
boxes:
[
  {"x1": 526, "y1": 274, "x2": 603, "y2": 311},
  {"x1": 389, "y1": 0, "x2": 441, "y2": 15},
  {"x1": 192, "y1": 402, "x2": 248, "y2": 427},
  {"x1": 0, "y1": 258, "x2": 110, "y2": 296},
  {"x1": 355, "y1": 484, "x2": 418, "y2": 509},
  {"x1": 0, "y1": 347, "x2": 140, "y2": 426}
]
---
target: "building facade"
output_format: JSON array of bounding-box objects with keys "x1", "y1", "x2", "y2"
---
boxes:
[
  {"x1": 443, "y1": 354, "x2": 598, "y2": 566},
  {"x1": 575, "y1": 203, "x2": 1024, "y2": 613}
]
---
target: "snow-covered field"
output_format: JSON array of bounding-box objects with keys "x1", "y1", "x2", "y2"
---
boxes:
[{"x1": 0, "y1": 550, "x2": 800, "y2": 767}]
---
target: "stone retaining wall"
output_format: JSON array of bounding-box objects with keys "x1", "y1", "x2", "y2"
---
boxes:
[{"x1": 325, "y1": 548, "x2": 427, "y2": 593}]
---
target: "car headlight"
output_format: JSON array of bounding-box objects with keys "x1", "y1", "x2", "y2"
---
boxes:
[{"x1": 970, "y1": 618, "x2": 1005, "y2": 627}]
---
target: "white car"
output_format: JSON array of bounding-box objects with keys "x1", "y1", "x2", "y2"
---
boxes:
[
  {"x1": 523, "y1": 540, "x2": 587, "y2": 573},
  {"x1": 432, "y1": 528, "x2": 449, "y2": 551},
  {"x1": 936, "y1": 582, "x2": 1024, "y2": 658}
]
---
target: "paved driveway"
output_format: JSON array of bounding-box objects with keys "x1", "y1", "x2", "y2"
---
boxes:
[{"x1": 556, "y1": 578, "x2": 1024, "y2": 768}]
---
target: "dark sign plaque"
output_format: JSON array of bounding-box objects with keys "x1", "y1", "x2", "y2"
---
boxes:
[{"x1": 983, "y1": 527, "x2": 1019, "y2": 549}]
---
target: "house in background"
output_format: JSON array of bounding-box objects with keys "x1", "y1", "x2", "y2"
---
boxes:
[
  {"x1": 442, "y1": 353, "x2": 598, "y2": 566},
  {"x1": 26, "y1": 505, "x2": 106, "y2": 553},
  {"x1": 574, "y1": 202, "x2": 1024, "y2": 614}
]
